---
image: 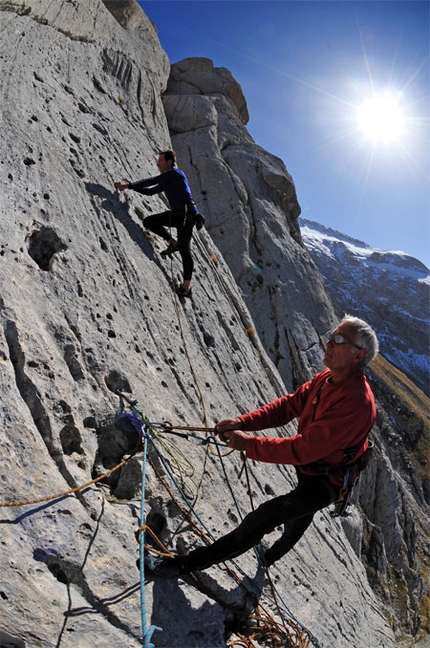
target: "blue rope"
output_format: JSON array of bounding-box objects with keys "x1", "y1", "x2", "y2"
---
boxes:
[{"x1": 139, "y1": 427, "x2": 162, "y2": 647}]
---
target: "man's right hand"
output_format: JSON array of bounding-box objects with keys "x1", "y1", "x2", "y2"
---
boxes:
[{"x1": 214, "y1": 417, "x2": 243, "y2": 437}]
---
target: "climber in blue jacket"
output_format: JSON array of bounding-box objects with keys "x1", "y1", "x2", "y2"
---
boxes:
[{"x1": 115, "y1": 150, "x2": 203, "y2": 298}]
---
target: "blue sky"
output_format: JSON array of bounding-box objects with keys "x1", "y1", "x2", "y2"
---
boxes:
[{"x1": 139, "y1": 1, "x2": 429, "y2": 268}]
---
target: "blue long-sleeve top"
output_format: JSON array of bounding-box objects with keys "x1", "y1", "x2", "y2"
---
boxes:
[{"x1": 129, "y1": 168, "x2": 196, "y2": 211}]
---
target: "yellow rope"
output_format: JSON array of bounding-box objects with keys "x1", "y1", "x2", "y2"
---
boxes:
[
  {"x1": 161, "y1": 423, "x2": 214, "y2": 433},
  {"x1": 0, "y1": 453, "x2": 136, "y2": 508},
  {"x1": 169, "y1": 257, "x2": 210, "y2": 430},
  {"x1": 158, "y1": 421, "x2": 234, "y2": 456},
  {"x1": 135, "y1": 524, "x2": 173, "y2": 558}
]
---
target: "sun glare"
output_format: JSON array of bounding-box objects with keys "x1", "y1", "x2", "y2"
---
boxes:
[{"x1": 357, "y1": 93, "x2": 404, "y2": 143}]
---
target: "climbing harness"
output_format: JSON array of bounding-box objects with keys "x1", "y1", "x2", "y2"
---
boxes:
[
  {"x1": 331, "y1": 470, "x2": 354, "y2": 518},
  {"x1": 305, "y1": 392, "x2": 375, "y2": 518},
  {"x1": 330, "y1": 439, "x2": 374, "y2": 517}
]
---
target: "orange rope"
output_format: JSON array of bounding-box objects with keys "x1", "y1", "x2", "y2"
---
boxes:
[{"x1": 0, "y1": 453, "x2": 137, "y2": 508}]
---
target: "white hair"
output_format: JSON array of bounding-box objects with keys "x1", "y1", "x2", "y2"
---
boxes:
[{"x1": 340, "y1": 315, "x2": 379, "y2": 368}]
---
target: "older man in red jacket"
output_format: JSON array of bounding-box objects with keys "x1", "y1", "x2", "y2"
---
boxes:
[{"x1": 147, "y1": 315, "x2": 379, "y2": 576}]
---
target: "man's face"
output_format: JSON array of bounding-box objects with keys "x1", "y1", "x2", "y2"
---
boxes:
[
  {"x1": 323, "y1": 322, "x2": 364, "y2": 373},
  {"x1": 157, "y1": 155, "x2": 170, "y2": 172}
]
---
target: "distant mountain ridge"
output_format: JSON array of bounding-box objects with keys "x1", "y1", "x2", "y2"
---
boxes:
[{"x1": 300, "y1": 218, "x2": 429, "y2": 395}]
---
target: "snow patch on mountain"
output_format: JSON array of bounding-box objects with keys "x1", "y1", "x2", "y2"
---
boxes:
[
  {"x1": 301, "y1": 220, "x2": 429, "y2": 281},
  {"x1": 300, "y1": 218, "x2": 430, "y2": 395}
]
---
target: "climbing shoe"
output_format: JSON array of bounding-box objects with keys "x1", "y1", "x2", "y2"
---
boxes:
[
  {"x1": 175, "y1": 285, "x2": 192, "y2": 299},
  {"x1": 195, "y1": 213, "x2": 205, "y2": 230},
  {"x1": 160, "y1": 241, "x2": 179, "y2": 258},
  {"x1": 144, "y1": 555, "x2": 190, "y2": 578}
]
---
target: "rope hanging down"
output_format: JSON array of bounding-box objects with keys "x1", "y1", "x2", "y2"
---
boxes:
[{"x1": 139, "y1": 423, "x2": 162, "y2": 648}]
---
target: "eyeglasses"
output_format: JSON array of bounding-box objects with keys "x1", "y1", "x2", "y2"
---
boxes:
[{"x1": 327, "y1": 333, "x2": 363, "y2": 350}]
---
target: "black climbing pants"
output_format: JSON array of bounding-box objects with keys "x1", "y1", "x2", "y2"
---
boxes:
[
  {"x1": 143, "y1": 207, "x2": 195, "y2": 281},
  {"x1": 186, "y1": 472, "x2": 338, "y2": 570}
]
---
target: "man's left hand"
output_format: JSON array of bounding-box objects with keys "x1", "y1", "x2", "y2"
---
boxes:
[{"x1": 219, "y1": 429, "x2": 249, "y2": 452}]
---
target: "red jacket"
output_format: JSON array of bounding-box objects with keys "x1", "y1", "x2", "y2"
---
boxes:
[{"x1": 240, "y1": 368, "x2": 376, "y2": 486}]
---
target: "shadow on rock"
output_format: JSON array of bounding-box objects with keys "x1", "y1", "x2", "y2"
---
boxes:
[
  {"x1": 85, "y1": 182, "x2": 156, "y2": 259},
  {"x1": 147, "y1": 561, "x2": 266, "y2": 646}
]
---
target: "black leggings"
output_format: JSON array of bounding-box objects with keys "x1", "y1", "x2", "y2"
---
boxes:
[
  {"x1": 186, "y1": 472, "x2": 338, "y2": 570},
  {"x1": 143, "y1": 208, "x2": 194, "y2": 281}
]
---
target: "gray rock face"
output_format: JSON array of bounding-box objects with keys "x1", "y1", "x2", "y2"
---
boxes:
[
  {"x1": 166, "y1": 56, "x2": 250, "y2": 125},
  {"x1": 0, "y1": 2, "x2": 428, "y2": 648}
]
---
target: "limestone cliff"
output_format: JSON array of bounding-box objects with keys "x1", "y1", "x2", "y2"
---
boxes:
[
  {"x1": 164, "y1": 57, "x2": 330, "y2": 394},
  {"x1": 0, "y1": 2, "x2": 428, "y2": 648}
]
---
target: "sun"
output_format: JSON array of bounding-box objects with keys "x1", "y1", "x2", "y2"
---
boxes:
[{"x1": 356, "y1": 93, "x2": 405, "y2": 143}]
